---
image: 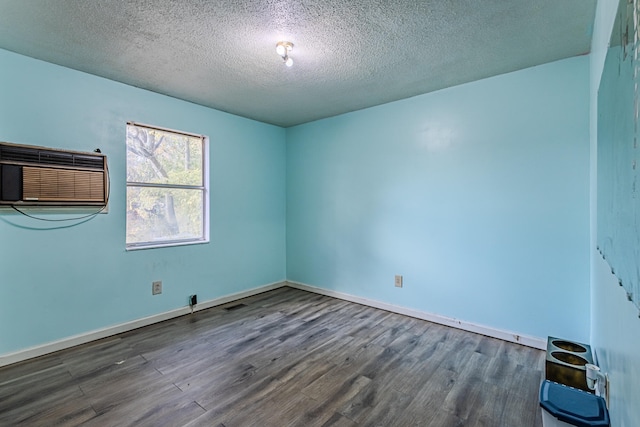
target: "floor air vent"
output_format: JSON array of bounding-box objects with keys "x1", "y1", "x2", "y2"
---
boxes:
[{"x1": 224, "y1": 303, "x2": 247, "y2": 311}]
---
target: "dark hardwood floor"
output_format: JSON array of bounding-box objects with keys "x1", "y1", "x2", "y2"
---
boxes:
[{"x1": 0, "y1": 287, "x2": 544, "y2": 426}]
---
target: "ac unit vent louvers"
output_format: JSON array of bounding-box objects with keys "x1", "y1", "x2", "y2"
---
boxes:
[
  {"x1": 0, "y1": 145, "x2": 104, "y2": 170},
  {"x1": 0, "y1": 145, "x2": 40, "y2": 164}
]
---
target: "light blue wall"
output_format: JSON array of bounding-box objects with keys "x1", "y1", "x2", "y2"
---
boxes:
[
  {"x1": 590, "y1": 0, "x2": 640, "y2": 425},
  {"x1": 0, "y1": 49, "x2": 286, "y2": 355},
  {"x1": 287, "y1": 56, "x2": 590, "y2": 342},
  {"x1": 0, "y1": 39, "x2": 597, "y2": 382}
]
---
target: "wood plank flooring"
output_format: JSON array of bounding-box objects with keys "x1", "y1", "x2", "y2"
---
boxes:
[{"x1": 0, "y1": 287, "x2": 545, "y2": 426}]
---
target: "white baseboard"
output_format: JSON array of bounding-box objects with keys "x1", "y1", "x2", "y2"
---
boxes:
[
  {"x1": 0, "y1": 281, "x2": 287, "y2": 368},
  {"x1": 1, "y1": 279, "x2": 546, "y2": 367},
  {"x1": 286, "y1": 281, "x2": 547, "y2": 350}
]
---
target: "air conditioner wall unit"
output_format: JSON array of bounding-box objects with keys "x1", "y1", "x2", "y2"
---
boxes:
[{"x1": 0, "y1": 142, "x2": 107, "y2": 206}]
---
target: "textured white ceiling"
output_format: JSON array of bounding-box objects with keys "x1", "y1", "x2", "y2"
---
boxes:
[{"x1": 0, "y1": 0, "x2": 596, "y2": 127}]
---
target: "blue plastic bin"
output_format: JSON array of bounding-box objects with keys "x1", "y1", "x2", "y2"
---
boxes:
[{"x1": 539, "y1": 380, "x2": 609, "y2": 427}]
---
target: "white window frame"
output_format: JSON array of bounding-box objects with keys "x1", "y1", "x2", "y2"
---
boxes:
[{"x1": 125, "y1": 122, "x2": 209, "y2": 250}]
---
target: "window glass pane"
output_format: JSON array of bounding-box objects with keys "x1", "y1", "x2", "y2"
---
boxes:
[
  {"x1": 126, "y1": 186, "x2": 203, "y2": 245},
  {"x1": 126, "y1": 125, "x2": 202, "y2": 186}
]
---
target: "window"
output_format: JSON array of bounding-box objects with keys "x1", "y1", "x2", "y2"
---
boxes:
[{"x1": 126, "y1": 123, "x2": 208, "y2": 249}]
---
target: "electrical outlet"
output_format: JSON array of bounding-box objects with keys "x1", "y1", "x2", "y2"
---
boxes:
[
  {"x1": 152, "y1": 281, "x2": 162, "y2": 295},
  {"x1": 395, "y1": 275, "x2": 403, "y2": 288},
  {"x1": 189, "y1": 294, "x2": 198, "y2": 306}
]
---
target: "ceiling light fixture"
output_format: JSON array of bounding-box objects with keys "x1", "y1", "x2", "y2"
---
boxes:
[{"x1": 276, "y1": 41, "x2": 294, "y2": 67}]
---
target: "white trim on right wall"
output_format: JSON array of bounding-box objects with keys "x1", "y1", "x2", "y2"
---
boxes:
[{"x1": 286, "y1": 281, "x2": 547, "y2": 350}]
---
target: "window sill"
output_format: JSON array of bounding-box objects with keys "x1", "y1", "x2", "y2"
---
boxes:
[{"x1": 125, "y1": 239, "x2": 209, "y2": 251}]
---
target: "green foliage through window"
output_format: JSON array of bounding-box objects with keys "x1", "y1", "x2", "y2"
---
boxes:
[{"x1": 126, "y1": 123, "x2": 208, "y2": 248}]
